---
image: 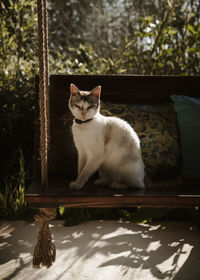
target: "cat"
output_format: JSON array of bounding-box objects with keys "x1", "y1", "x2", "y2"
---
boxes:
[{"x1": 68, "y1": 83, "x2": 145, "y2": 190}]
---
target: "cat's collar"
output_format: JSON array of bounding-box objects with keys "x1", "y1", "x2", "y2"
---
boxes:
[{"x1": 74, "y1": 118, "x2": 93, "y2": 125}]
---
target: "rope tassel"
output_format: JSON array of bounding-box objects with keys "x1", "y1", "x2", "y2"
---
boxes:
[{"x1": 33, "y1": 208, "x2": 57, "y2": 268}]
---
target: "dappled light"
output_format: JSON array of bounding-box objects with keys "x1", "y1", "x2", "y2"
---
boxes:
[{"x1": 0, "y1": 220, "x2": 200, "y2": 280}]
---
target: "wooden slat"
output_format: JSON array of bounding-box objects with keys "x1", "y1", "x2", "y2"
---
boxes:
[
  {"x1": 25, "y1": 196, "x2": 200, "y2": 208},
  {"x1": 25, "y1": 178, "x2": 200, "y2": 208},
  {"x1": 27, "y1": 190, "x2": 200, "y2": 208},
  {"x1": 33, "y1": 74, "x2": 200, "y2": 99}
]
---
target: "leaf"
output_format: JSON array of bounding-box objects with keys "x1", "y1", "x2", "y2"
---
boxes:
[
  {"x1": 168, "y1": 27, "x2": 178, "y2": 35},
  {"x1": 108, "y1": 58, "x2": 114, "y2": 66},
  {"x1": 167, "y1": 0, "x2": 173, "y2": 8},
  {"x1": 125, "y1": 39, "x2": 135, "y2": 49},
  {"x1": 187, "y1": 24, "x2": 196, "y2": 35},
  {"x1": 59, "y1": 207, "x2": 65, "y2": 216},
  {"x1": 118, "y1": 69, "x2": 126, "y2": 73}
]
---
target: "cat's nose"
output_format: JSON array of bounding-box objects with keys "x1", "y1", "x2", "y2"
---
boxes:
[{"x1": 81, "y1": 111, "x2": 86, "y2": 119}]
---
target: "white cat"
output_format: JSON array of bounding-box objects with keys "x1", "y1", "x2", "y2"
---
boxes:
[{"x1": 68, "y1": 83, "x2": 145, "y2": 190}]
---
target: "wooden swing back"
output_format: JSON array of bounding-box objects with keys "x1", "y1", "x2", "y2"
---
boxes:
[{"x1": 25, "y1": 1, "x2": 200, "y2": 209}]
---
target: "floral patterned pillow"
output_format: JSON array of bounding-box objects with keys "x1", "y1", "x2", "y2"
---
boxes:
[{"x1": 101, "y1": 102, "x2": 180, "y2": 179}]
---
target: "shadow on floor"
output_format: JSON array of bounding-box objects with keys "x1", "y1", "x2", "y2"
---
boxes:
[{"x1": 0, "y1": 220, "x2": 200, "y2": 280}]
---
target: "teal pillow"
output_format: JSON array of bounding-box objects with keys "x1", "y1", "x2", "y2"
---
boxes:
[{"x1": 171, "y1": 95, "x2": 200, "y2": 179}]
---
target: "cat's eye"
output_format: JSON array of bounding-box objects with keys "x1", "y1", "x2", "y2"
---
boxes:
[
  {"x1": 75, "y1": 104, "x2": 81, "y2": 109},
  {"x1": 87, "y1": 105, "x2": 94, "y2": 110}
]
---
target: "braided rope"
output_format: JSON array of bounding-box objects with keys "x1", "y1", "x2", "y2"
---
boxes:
[
  {"x1": 37, "y1": 0, "x2": 49, "y2": 188},
  {"x1": 33, "y1": 0, "x2": 57, "y2": 269}
]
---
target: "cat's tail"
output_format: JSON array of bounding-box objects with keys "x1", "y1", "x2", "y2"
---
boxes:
[{"x1": 144, "y1": 175, "x2": 184, "y2": 188}]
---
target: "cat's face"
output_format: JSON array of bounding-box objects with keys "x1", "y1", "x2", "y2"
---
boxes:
[{"x1": 69, "y1": 84, "x2": 101, "y2": 121}]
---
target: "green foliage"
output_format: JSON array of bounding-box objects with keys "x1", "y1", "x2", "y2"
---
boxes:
[
  {"x1": 58, "y1": 207, "x2": 126, "y2": 226},
  {"x1": 119, "y1": 207, "x2": 196, "y2": 224},
  {"x1": 0, "y1": 0, "x2": 37, "y2": 81},
  {"x1": 113, "y1": 0, "x2": 200, "y2": 75},
  {"x1": 48, "y1": 0, "x2": 200, "y2": 75},
  {"x1": 0, "y1": 150, "x2": 28, "y2": 219},
  {"x1": 58, "y1": 207, "x2": 198, "y2": 226},
  {"x1": 50, "y1": 43, "x2": 127, "y2": 75},
  {"x1": 0, "y1": 0, "x2": 37, "y2": 182},
  {"x1": 49, "y1": 0, "x2": 200, "y2": 76}
]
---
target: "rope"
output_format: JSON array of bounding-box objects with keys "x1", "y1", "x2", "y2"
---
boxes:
[
  {"x1": 33, "y1": 0, "x2": 57, "y2": 269},
  {"x1": 33, "y1": 208, "x2": 57, "y2": 268},
  {"x1": 37, "y1": 0, "x2": 49, "y2": 188}
]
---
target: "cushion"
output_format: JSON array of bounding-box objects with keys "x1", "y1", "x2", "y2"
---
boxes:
[
  {"x1": 101, "y1": 102, "x2": 180, "y2": 179},
  {"x1": 171, "y1": 95, "x2": 200, "y2": 179}
]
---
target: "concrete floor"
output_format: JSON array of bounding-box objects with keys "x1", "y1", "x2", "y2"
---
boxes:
[{"x1": 0, "y1": 220, "x2": 200, "y2": 280}]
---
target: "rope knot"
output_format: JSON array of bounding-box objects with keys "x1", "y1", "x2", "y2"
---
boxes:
[
  {"x1": 33, "y1": 208, "x2": 57, "y2": 268},
  {"x1": 34, "y1": 208, "x2": 57, "y2": 222}
]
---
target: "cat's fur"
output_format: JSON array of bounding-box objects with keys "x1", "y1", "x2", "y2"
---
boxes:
[{"x1": 68, "y1": 83, "x2": 145, "y2": 190}]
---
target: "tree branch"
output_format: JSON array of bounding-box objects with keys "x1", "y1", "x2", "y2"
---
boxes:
[{"x1": 143, "y1": 6, "x2": 173, "y2": 74}]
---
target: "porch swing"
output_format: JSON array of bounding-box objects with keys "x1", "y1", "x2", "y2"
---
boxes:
[{"x1": 25, "y1": 0, "x2": 200, "y2": 268}]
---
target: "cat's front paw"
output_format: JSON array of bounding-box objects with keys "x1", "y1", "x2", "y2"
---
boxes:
[
  {"x1": 95, "y1": 179, "x2": 104, "y2": 186},
  {"x1": 69, "y1": 181, "x2": 83, "y2": 190},
  {"x1": 110, "y1": 182, "x2": 127, "y2": 189},
  {"x1": 95, "y1": 179, "x2": 108, "y2": 186}
]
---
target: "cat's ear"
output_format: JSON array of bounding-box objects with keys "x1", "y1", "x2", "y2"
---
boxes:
[
  {"x1": 70, "y1": 83, "x2": 80, "y2": 96},
  {"x1": 91, "y1": 85, "x2": 101, "y2": 98}
]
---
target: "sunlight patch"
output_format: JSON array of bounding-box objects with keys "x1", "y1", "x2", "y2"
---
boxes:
[
  {"x1": 0, "y1": 224, "x2": 15, "y2": 238},
  {"x1": 156, "y1": 243, "x2": 193, "y2": 276},
  {"x1": 72, "y1": 231, "x2": 84, "y2": 239},
  {"x1": 146, "y1": 241, "x2": 161, "y2": 252}
]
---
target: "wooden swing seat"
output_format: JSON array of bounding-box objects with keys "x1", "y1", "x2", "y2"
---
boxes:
[{"x1": 25, "y1": 74, "x2": 200, "y2": 208}]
